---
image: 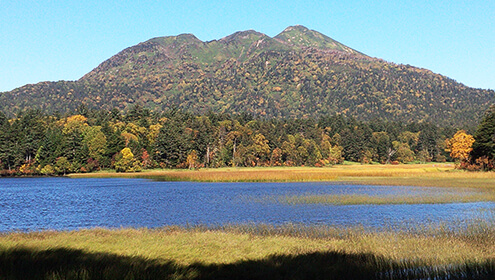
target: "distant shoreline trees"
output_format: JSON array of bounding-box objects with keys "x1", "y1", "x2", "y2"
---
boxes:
[{"x1": 0, "y1": 106, "x2": 459, "y2": 175}]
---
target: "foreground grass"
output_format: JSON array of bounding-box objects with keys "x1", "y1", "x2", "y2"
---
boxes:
[{"x1": 1, "y1": 225, "x2": 495, "y2": 279}]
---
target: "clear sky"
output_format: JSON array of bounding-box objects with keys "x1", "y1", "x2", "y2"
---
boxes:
[{"x1": 1, "y1": 0, "x2": 494, "y2": 92}]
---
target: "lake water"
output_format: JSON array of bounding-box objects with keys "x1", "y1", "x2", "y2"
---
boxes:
[{"x1": 0, "y1": 177, "x2": 494, "y2": 232}]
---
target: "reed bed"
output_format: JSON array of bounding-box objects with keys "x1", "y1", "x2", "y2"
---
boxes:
[
  {"x1": 1, "y1": 224, "x2": 495, "y2": 279},
  {"x1": 274, "y1": 188, "x2": 495, "y2": 205},
  {"x1": 70, "y1": 164, "x2": 495, "y2": 206},
  {"x1": 69, "y1": 164, "x2": 495, "y2": 188}
]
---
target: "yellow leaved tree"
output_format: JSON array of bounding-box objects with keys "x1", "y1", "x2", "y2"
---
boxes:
[
  {"x1": 445, "y1": 130, "x2": 475, "y2": 163},
  {"x1": 114, "y1": 147, "x2": 141, "y2": 172}
]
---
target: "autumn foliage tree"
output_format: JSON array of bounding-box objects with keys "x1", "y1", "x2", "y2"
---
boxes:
[
  {"x1": 114, "y1": 147, "x2": 141, "y2": 172},
  {"x1": 445, "y1": 130, "x2": 475, "y2": 164},
  {"x1": 186, "y1": 150, "x2": 198, "y2": 169}
]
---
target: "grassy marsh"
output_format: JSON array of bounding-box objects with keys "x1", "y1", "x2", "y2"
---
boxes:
[
  {"x1": 274, "y1": 187, "x2": 495, "y2": 205},
  {"x1": 70, "y1": 164, "x2": 495, "y2": 205},
  {"x1": 1, "y1": 225, "x2": 495, "y2": 279},
  {"x1": 15, "y1": 164, "x2": 494, "y2": 278},
  {"x1": 68, "y1": 164, "x2": 495, "y2": 187}
]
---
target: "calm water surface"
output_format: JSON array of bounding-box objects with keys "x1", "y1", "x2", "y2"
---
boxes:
[{"x1": 0, "y1": 177, "x2": 493, "y2": 232}]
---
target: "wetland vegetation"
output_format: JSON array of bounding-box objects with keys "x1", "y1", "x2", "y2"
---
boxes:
[{"x1": 2, "y1": 164, "x2": 495, "y2": 279}]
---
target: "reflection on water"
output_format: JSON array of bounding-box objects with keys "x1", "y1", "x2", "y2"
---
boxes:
[{"x1": 0, "y1": 177, "x2": 493, "y2": 232}]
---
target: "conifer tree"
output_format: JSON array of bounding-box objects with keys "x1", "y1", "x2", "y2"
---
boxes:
[{"x1": 471, "y1": 106, "x2": 495, "y2": 161}]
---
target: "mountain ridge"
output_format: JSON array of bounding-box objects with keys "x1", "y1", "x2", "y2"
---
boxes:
[{"x1": 1, "y1": 25, "x2": 493, "y2": 127}]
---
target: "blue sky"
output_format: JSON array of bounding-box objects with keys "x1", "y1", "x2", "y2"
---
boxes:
[{"x1": 1, "y1": 0, "x2": 494, "y2": 92}]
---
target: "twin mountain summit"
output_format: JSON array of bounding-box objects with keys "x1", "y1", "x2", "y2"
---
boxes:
[{"x1": 2, "y1": 25, "x2": 493, "y2": 127}]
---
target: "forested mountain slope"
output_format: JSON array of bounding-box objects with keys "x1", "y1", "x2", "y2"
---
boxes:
[{"x1": 1, "y1": 25, "x2": 493, "y2": 127}]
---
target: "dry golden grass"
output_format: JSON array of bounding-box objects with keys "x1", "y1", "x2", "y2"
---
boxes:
[
  {"x1": 278, "y1": 191, "x2": 495, "y2": 205},
  {"x1": 69, "y1": 163, "x2": 495, "y2": 189},
  {"x1": 68, "y1": 164, "x2": 495, "y2": 206}
]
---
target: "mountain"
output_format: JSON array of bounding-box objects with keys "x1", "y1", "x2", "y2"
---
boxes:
[{"x1": 1, "y1": 25, "x2": 493, "y2": 127}]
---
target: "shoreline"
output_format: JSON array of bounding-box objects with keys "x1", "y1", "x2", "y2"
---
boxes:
[{"x1": 64, "y1": 163, "x2": 495, "y2": 188}]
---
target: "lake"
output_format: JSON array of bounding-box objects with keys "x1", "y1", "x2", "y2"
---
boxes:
[{"x1": 0, "y1": 177, "x2": 494, "y2": 232}]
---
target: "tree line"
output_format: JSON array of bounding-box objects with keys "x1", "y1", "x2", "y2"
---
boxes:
[{"x1": 0, "y1": 106, "x2": 462, "y2": 175}]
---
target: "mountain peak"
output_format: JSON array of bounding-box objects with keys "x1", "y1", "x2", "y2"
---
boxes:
[
  {"x1": 275, "y1": 25, "x2": 362, "y2": 55},
  {"x1": 282, "y1": 25, "x2": 311, "y2": 32},
  {"x1": 219, "y1": 30, "x2": 269, "y2": 44},
  {"x1": 148, "y1": 33, "x2": 202, "y2": 45},
  {"x1": 175, "y1": 33, "x2": 201, "y2": 41}
]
